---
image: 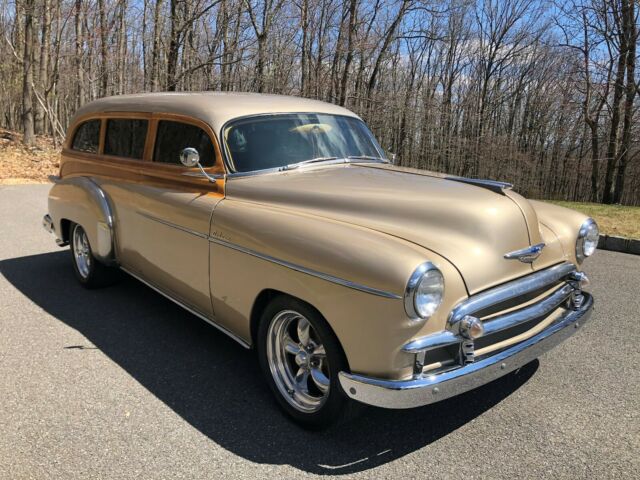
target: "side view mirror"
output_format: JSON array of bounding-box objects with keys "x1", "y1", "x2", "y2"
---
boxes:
[
  {"x1": 179, "y1": 147, "x2": 216, "y2": 184},
  {"x1": 179, "y1": 147, "x2": 200, "y2": 168}
]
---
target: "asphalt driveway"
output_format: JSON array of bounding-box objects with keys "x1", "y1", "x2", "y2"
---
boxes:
[{"x1": 0, "y1": 184, "x2": 638, "y2": 479}]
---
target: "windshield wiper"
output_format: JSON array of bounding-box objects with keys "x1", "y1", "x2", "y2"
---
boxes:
[
  {"x1": 281, "y1": 155, "x2": 387, "y2": 171},
  {"x1": 281, "y1": 156, "x2": 340, "y2": 171},
  {"x1": 346, "y1": 155, "x2": 389, "y2": 163}
]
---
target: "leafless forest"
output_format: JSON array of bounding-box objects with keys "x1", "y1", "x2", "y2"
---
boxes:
[{"x1": 1, "y1": 0, "x2": 638, "y2": 204}]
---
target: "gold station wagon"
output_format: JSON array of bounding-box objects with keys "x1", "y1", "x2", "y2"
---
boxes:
[{"x1": 43, "y1": 92, "x2": 597, "y2": 428}]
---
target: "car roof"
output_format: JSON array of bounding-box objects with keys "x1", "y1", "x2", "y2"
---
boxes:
[{"x1": 71, "y1": 92, "x2": 360, "y2": 133}]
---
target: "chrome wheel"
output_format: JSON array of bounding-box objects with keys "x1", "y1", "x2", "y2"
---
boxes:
[
  {"x1": 72, "y1": 225, "x2": 92, "y2": 279},
  {"x1": 267, "y1": 310, "x2": 330, "y2": 413}
]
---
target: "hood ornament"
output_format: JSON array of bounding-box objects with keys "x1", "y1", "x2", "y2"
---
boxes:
[{"x1": 504, "y1": 243, "x2": 545, "y2": 263}]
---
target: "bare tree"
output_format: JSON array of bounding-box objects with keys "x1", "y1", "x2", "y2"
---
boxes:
[
  {"x1": 1, "y1": 0, "x2": 639, "y2": 204},
  {"x1": 22, "y1": 0, "x2": 36, "y2": 145}
]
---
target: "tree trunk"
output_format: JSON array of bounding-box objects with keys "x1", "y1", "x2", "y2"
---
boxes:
[
  {"x1": 74, "y1": 0, "x2": 84, "y2": 108},
  {"x1": 602, "y1": 20, "x2": 627, "y2": 203},
  {"x1": 167, "y1": 0, "x2": 180, "y2": 91},
  {"x1": 34, "y1": 0, "x2": 50, "y2": 134},
  {"x1": 151, "y1": 0, "x2": 164, "y2": 91},
  {"x1": 255, "y1": 34, "x2": 266, "y2": 92},
  {"x1": 300, "y1": 0, "x2": 309, "y2": 95},
  {"x1": 613, "y1": 0, "x2": 637, "y2": 204},
  {"x1": 339, "y1": 0, "x2": 357, "y2": 106},
  {"x1": 116, "y1": 0, "x2": 127, "y2": 94},
  {"x1": 98, "y1": 0, "x2": 108, "y2": 96},
  {"x1": 22, "y1": 0, "x2": 36, "y2": 146}
]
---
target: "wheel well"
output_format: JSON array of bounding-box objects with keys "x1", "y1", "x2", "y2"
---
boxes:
[
  {"x1": 60, "y1": 219, "x2": 72, "y2": 243},
  {"x1": 250, "y1": 289, "x2": 281, "y2": 346},
  {"x1": 249, "y1": 289, "x2": 350, "y2": 371}
]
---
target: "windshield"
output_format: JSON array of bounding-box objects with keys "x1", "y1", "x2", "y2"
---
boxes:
[{"x1": 223, "y1": 113, "x2": 386, "y2": 173}]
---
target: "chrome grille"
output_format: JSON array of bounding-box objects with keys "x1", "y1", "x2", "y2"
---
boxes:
[{"x1": 404, "y1": 262, "x2": 584, "y2": 373}]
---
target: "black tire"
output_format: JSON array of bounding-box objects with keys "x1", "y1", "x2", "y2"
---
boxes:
[
  {"x1": 257, "y1": 295, "x2": 358, "y2": 429},
  {"x1": 69, "y1": 222, "x2": 120, "y2": 288}
]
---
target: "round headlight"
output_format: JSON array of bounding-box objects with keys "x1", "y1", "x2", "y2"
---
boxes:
[
  {"x1": 576, "y1": 218, "x2": 599, "y2": 263},
  {"x1": 405, "y1": 262, "x2": 444, "y2": 319}
]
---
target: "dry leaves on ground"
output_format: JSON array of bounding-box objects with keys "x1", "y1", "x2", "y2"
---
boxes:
[{"x1": 0, "y1": 129, "x2": 60, "y2": 184}]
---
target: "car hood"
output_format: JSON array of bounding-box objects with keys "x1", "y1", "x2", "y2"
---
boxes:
[{"x1": 225, "y1": 163, "x2": 564, "y2": 294}]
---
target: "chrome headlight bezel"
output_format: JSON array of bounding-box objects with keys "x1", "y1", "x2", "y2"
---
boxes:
[
  {"x1": 576, "y1": 218, "x2": 599, "y2": 263},
  {"x1": 404, "y1": 262, "x2": 444, "y2": 320}
]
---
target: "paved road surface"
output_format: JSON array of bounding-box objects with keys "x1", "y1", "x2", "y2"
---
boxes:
[{"x1": 0, "y1": 184, "x2": 638, "y2": 479}]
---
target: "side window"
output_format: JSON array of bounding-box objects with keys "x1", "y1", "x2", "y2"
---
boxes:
[
  {"x1": 71, "y1": 120, "x2": 100, "y2": 153},
  {"x1": 154, "y1": 120, "x2": 215, "y2": 167},
  {"x1": 104, "y1": 119, "x2": 148, "y2": 159}
]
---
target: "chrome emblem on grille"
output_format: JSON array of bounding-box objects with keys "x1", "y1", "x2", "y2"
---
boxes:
[{"x1": 504, "y1": 243, "x2": 545, "y2": 263}]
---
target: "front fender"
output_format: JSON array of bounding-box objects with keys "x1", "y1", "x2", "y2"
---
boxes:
[
  {"x1": 529, "y1": 200, "x2": 590, "y2": 268},
  {"x1": 48, "y1": 176, "x2": 117, "y2": 264},
  {"x1": 209, "y1": 199, "x2": 468, "y2": 379}
]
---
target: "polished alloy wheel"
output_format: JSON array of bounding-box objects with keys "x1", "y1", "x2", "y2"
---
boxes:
[
  {"x1": 266, "y1": 310, "x2": 330, "y2": 412},
  {"x1": 72, "y1": 225, "x2": 92, "y2": 279}
]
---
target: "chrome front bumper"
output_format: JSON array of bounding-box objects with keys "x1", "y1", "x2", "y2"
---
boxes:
[{"x1": 339, "y1": 292, "x2": 593, "y2": 409}]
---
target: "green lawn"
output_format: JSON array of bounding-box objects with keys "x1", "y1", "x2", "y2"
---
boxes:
[{"x1": 546, "y1": 201, "x2": 640, "y2": 239}]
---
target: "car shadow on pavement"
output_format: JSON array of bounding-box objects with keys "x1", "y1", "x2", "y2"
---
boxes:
[{"x1": 0, "y1": 251, "x2": 539, "y2": 475}]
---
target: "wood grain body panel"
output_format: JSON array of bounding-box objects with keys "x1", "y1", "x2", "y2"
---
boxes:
[{"x1": 60, "y1": 110, "x2": 229, "y2": 317}]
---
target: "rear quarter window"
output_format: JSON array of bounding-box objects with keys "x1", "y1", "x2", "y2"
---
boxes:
[
  {"x1": 104, "y1": 119, "x2": 148, "y2": 159},
  {"x1": 71, "y1": 120, "x2": 101, "y2": 153}
]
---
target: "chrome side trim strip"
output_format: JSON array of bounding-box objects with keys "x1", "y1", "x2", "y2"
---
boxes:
[
  {"x1": 136, "y1": 210, "x2": 400, "y2": 299},
  {"x1": 136, "y1": 211, "x2": 209, "y2": 239},
  {"x1": 134, "y1": 196, "x2": 397, "y2": 301},
  {"x1": 341, "y1": 293, "x2": 593, "y2": 409},
  {"x1": 121, "y1": 267, "x2": 251, "y2": 349},
  {"x1": 449, "y1": 262, "x2": 576, "y2": 325},
  {"x1": 208, "y1": 236, "x2": 403, "y2": 300}
]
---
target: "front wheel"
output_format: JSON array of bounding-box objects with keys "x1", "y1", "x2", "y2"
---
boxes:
[
  {"x1": 69, "y1": 222, "x2": 119, "y2": 288},
  {"x1": 257, "y1": 296, "x2": 356, "y2": 429}
]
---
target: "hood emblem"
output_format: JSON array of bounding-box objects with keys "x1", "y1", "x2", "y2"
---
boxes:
[{"x1": 504, "y1": 243, "x2": 545, "y2": 263}]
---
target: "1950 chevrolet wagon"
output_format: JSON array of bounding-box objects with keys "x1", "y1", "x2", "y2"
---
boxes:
[{"x1": 43, "y1": 92, "x2": 596, "y2": 428}]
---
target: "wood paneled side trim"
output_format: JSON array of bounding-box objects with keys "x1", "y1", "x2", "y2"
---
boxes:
[
  {"x1": 144, "y1": 118, "x2": 157, "y2": 163},
  {"x1": 98, "y1": 118, "x2": 106, "y2": 154},
  {"x1": 60, "y1": 154, "x2": 226, "y2": 195}
]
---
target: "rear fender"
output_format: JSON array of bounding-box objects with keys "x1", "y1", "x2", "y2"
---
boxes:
[{"x1": 48, "y1": 177, "x2": 117, "y2": 264}]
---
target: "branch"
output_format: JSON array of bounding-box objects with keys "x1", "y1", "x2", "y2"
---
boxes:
[
  {"x1": 168, "y1": 55, "x2": 242, "y2": 87},
  {"x1": 179, "y1": 0, "x2": 224, "y2": 34},
  {"x1": 3, "y1": 34, "x2": 23, "y2": 65},
  {"x1": 31, "y1": 82, "x2": 66, "y2": 139}
]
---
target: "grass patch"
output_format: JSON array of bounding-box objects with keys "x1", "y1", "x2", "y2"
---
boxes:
[{"x1": 547, "y1": 200, "x2": 640, "y2": 239}]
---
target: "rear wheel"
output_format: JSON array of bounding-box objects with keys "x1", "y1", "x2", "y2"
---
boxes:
[
  {"x1": 257, "y1": 295, "x2": 355, "y2": 429},
  {"x1": 69, "y1": 222, "x2": 119, "y2": 288}
]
